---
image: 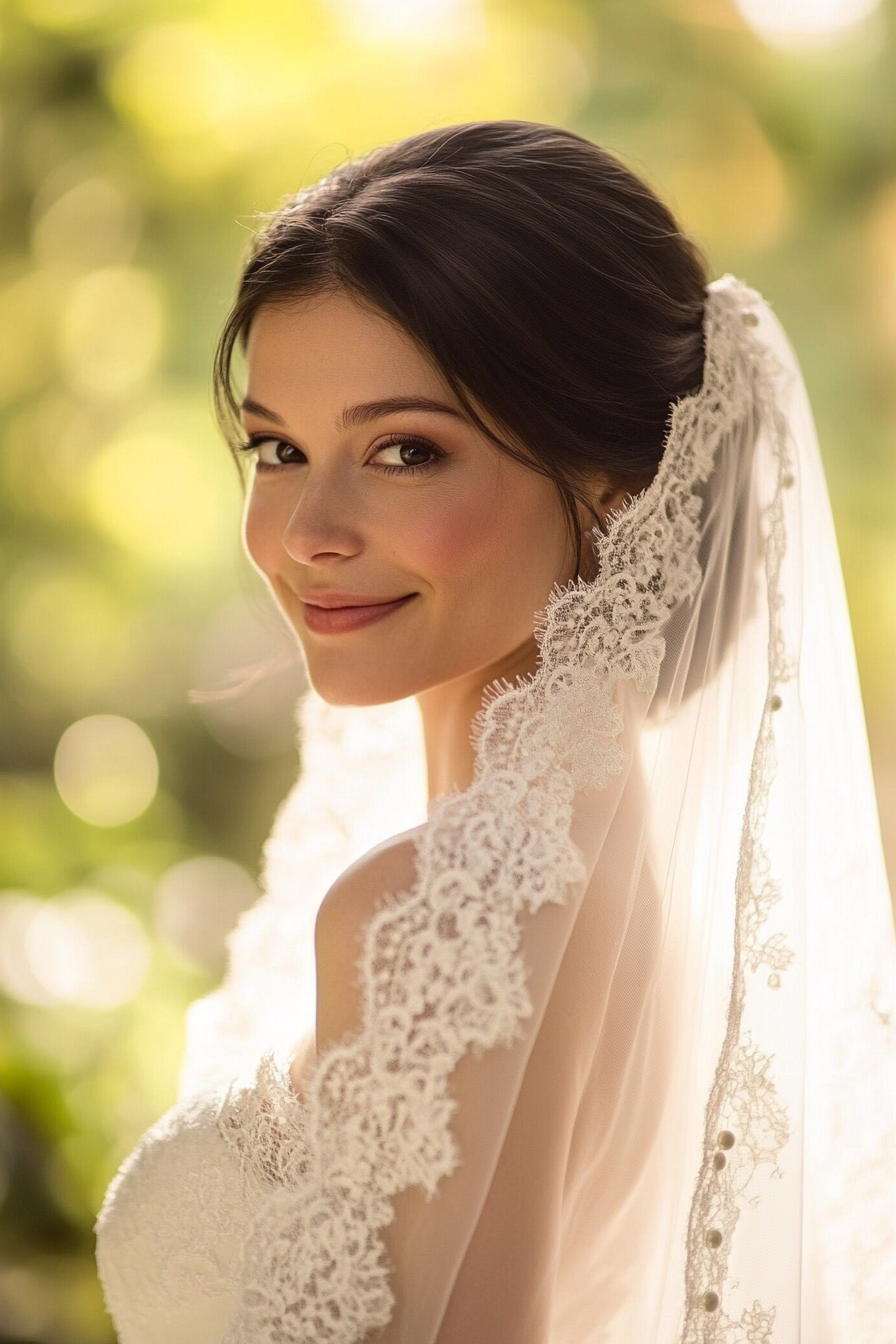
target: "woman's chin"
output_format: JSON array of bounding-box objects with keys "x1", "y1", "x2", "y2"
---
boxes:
[{"x1": 304, "y1": 662, "x2": 425, "y2": 708}]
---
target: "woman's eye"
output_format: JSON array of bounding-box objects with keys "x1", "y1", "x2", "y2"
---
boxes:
[
  {"x1": 371, "y1": 438, "x2": 441, "y2": 471},
  {"x1": 250, "y1": 438, "x2": 304, "y2": 467}
]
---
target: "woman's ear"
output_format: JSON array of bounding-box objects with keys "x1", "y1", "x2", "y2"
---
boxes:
[
  {"x1": 576, "y1": 479, "x2": 634, "y2": 539},
  {"x1": 574, "y1": 479, "x2": 639, "y2": 581},
  {"x1": 593, "y1": 480, "x2": 635, "y2": 530}
]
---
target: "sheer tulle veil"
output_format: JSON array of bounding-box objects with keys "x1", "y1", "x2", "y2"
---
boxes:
[{"x1": 175, "y1": 276, "x2": 896, "y2": 1343}]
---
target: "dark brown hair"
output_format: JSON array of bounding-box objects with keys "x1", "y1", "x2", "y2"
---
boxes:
[{"x1": 214, "y1": 121, "x2": 707, "y2": 547}]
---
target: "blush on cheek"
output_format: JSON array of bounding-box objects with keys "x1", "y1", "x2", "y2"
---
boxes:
[{"x1": 404, "y1": 485, "x2": 507, "y2": 578}]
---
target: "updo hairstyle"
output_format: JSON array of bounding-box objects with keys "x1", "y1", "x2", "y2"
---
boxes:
[{"x1": 214, "y1": 120, "x2": 708, "y2": 554}]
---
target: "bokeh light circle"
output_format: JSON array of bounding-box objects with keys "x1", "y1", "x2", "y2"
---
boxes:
[
  {"x1": 734, "y1": 0, "x2": 881, "y2": 47},
  {"x1": 32, "y1": 177, "x2": 139, "y2": 271},
  {"x1": 0, "y1": 894, "x2": 60, "y2": 1005},
  {"x1": 54, "y1": 715, "x2": 159, "y2": 826},
  {"x1": 154, "y1": 856, "x2": 259, "y2": 973},
  {"x1": 58, "y1": 265, "x2": 164, "y2": 399},
  {"x1": 0, "y1": 889, "x2": 151, "y2": 1009},
  {"x1": 87, "y1": 431, "x2": 231, "y2": 570},
  {"x1": 328, "y1": 0, "x2": 474, "y2": 41}
]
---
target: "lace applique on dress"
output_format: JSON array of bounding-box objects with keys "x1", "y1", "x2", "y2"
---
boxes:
[
  {"x1": 219, "y1": 1054, "x2": 311, "y2": 1193},
  {"x1": 219, "y1": 278, "x2": 787, "y2": 1344},
  {"x1": 95, "y1": 1089, "x2": 248, "y2": 1338}
]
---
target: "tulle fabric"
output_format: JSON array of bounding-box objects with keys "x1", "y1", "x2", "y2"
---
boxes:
[{"x1": 105, "y1": 278, "x2": 896, "y2": 1343}]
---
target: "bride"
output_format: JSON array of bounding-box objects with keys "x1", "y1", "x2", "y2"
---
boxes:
[{"x1": 95, "y1": 121, "x2": 896, "y2": 1343}]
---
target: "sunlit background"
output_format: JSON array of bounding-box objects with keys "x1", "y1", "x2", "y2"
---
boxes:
[{"x1": 1, "y1": 0, "x2": 895, "y2": 1338}]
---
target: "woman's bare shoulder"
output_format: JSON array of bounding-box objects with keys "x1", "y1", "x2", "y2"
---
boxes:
[
  {"x1": 314, "y1": 825, "x2": 424, "y2": 1051},
  {"x1": 316, "y1": 825, "x2": 423, "y2": 941}
]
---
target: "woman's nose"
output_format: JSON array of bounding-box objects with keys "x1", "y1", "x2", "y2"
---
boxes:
[{"x1": 281, "y1": 471, "x2": 364, "y2": 565}]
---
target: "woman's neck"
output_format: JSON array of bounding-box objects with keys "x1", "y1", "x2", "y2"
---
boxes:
[{"x1": 416, "y1": 636, "x2": 540, "y2": 800}]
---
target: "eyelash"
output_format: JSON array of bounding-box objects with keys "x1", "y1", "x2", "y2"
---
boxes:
[
  {"x1": 237, "y1": 435, "x2": 302, "y2": 473},
  {"x1": 238, "y1": 432, "x2": 445, "y2": 476},
  {"x1": 373, "y1": 433, "x2": 444, "y2": 476}
]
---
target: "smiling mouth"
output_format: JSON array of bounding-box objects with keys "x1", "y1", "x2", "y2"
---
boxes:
[{"x1": 300, "y1": 593, "x2": 417, "y2": 636}]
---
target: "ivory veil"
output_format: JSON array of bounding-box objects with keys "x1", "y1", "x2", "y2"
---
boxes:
[{"x1": 96, "y1": 277, "x2": 896, "y2": 1344}]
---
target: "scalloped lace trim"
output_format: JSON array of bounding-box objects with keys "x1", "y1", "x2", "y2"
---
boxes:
[
  {"x1": 221, "y1": 279, "x2": 779, "y2": 1344},
  {"x1": 681, "y1": 295, "x2": 793, "y2": 1344}
]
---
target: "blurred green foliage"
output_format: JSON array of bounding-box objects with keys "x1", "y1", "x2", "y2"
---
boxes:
[{"x1": 0, "y1": 0, "x2": 894, "y2": 1338}]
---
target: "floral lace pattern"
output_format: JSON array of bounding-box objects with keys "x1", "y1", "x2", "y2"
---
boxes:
[
  {"x1": 219, "y1": 1054, "x2": 311, "y2": 1193},
  {"x1": 95, "y1": 1090, "x2": 248, "y2": 1331},
  {"x1": 220, "y1": 279, "x2": 779, "y2": 1344},
  {"x1": 681, "y1": 295, "x2": 793, "y2": 1344}
]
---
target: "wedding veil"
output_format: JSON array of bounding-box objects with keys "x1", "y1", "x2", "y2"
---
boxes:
[{"x1": 179, "y1": 276, "x2": 896, "y2": 1342}]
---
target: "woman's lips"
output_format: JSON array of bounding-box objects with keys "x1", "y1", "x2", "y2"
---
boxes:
[{"x1": 301, "y1": 593, "x2": 416, "y2": 635}]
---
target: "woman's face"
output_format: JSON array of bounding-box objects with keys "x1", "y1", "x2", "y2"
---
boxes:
[{"x1": 241, "y1": 289, "x2": 573, "y2": 706}]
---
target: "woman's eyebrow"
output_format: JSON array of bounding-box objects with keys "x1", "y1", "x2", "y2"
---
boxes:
[
  {"x1": 240, "y1": 397, "x2": 286, "y2": 424},
  {"x1": 338, "y1": 397, "x2": 467, "y2": 429},
  {"x1": 239, "y1": 394, "x2": 468, "y2": 430}
]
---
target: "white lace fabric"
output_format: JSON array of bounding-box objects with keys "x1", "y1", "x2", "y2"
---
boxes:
[{"x1": 96, "y1": 279, "x2": 896, "y2": 1344}]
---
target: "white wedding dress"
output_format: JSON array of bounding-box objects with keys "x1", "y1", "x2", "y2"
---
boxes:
[
  {"x1": 96, "y1": 696, "x2": 430, "y2": 1344},
  {"x1": 96, "y1": 280, "x2": 896, "y2": 1344}
]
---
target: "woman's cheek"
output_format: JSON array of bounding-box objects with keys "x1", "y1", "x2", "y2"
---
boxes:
[
  {"x1": 242, "y1": 488, "x2": 283, "y2": 581},
  {"x1": 400, "y1": 486, "x2": 503, "y2": 582}
]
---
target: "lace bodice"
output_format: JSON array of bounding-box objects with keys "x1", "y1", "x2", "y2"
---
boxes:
[
  {"x1": 96, "y1": 1088, "x2": 244, "y2": 1344},
  {"x1": 96, "y1": 1051, "x2": 309, "y2": 1343}
]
